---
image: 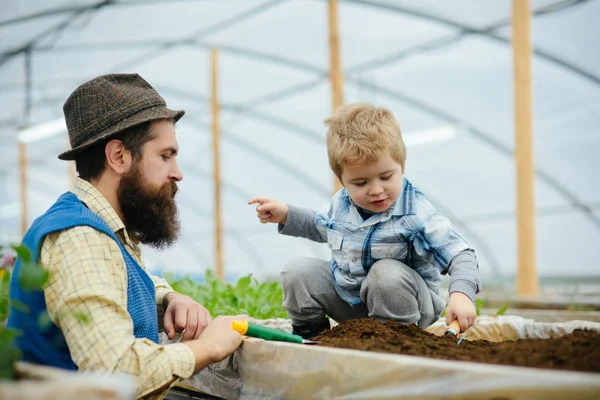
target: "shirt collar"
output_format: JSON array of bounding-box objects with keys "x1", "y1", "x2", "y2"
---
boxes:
[
  {"x1": 72, "y1": 177, "x2": 139, "y2": 248},
  {"x1": 393, "y1": 177, "x2": 417, "y2": 217}
]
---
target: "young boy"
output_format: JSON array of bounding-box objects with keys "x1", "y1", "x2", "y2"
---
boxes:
[{"x1": 249, "y1": 103, "x2": 480, "y2": 338}]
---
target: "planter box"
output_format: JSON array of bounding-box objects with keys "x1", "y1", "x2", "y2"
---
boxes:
[{"x1": 180, "y1": 316, "x2": 600, "y2": 400}]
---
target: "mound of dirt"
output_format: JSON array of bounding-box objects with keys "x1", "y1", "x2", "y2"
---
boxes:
[{"x1": 314, "y1": 318, "x2": 600, "y2": 374}]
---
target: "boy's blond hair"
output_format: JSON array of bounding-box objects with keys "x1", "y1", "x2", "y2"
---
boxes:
[{"x1": 325, "y1": 103, "x2": 406, "y2": 181}]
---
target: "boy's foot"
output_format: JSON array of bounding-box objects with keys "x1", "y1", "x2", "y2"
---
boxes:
[{"x1": 292, "y1": 318, "x2": 331, "y2": 339}]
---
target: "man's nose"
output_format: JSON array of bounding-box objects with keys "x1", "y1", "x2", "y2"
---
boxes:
[{"x1": 171, "y1": 163, "x2": 183, "y2": 182}]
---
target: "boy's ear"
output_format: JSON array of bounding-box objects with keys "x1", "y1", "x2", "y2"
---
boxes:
[{"x1": 105, "y1": 139, "x2": 133, "y2": 175}]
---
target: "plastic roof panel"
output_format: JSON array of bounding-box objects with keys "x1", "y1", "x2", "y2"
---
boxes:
[
  {"x1": 0, "y1": 0, "x2": 99, "y2": 20},
  {"x1": 499, "y1": 0, "x2": 600, "y2": 75},
  {"x1": 46, "y1": 1, "x2": 258, "y2": 46},
  {"x1": 0, "y1": 0, "x2": 598, "y2": 280},
  {"x1": 0, "y1": 15, "x2": 72, "y2": 53},
  {"x1": 203, "y1": 1, "x2": 330, "y2": 70},
  {"x1": 360, "y1": 0, "x2": 559, "y2": 29}
]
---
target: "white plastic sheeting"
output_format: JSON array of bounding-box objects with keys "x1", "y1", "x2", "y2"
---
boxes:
[
  {"x1": 180, "y1": 316, "x2": 600, "y2": 399},
  {"x1": 1, "y1": 1, "x2": 599, "y2": 281}
]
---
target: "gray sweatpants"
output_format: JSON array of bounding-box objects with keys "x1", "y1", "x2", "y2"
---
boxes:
[{"x1": 281, "y1": 257, "x2": 447, "y2": 329}]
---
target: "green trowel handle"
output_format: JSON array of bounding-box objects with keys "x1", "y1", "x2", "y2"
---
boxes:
[{"x1": 245, "y1": 322, "x2": 303, "y2": 344}]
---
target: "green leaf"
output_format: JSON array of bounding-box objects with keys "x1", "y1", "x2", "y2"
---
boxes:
[
  {"x1": 235, "y1": 275, "x2": 251, "y2": 293},
  {"x1": 0, "y1": 326, "x2": 22, "y2": 381},
  {"x1": 495, "y1": 302, "x2": 510, "y2": 316},
  {"x1": 37, "y1": 312, "x2": 52, "y2": 331},
  {"x1": 12, "y1": 245, "x2": 32, "y2": 263},
  {"x1": 0, "y1": 327, "x2": 21, "y2": 342},
  {"x1": 10, "y1": 299, "x2": 30, "y2": 314},
  {"x1": 474, "y1": 298, "x2": 486, "y2": 316},
  {"x1": 18, "y1": 264, "x2": 49, "y2": 291},
  {"x1": 74, "y1": 311, "x2": 91, "y2": 324},
  {"x1": 158, "y1": 271, "x2": 288, "y2": 319},
  {"x1": 162, "y1": 271, "x2": 175, "y2": 284}
]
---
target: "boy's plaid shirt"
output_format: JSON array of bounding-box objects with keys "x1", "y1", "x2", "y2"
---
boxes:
[{"x1": 314, "y1": 178, "x2": 472, "y2": 305}]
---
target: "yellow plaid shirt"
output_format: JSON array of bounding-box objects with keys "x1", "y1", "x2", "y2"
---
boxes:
[{"x1": 40, "y1": 178, "x2": 195, "y2": 399}]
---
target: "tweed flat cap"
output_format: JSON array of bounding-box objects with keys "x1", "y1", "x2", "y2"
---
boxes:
[{"x1": 58, "y1": 73, "x2": 184, "y2": 160}]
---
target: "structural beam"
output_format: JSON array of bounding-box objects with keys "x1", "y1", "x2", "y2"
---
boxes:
[
  {"x1": 512, "y1": 0, "x2": 538, "y2": 297},
  {"x1": 211, "y1": 48, "x2": 224, "y2": 279},
  {"x1": 328, "y1": 0, "x2": 345, "y2": 193}
]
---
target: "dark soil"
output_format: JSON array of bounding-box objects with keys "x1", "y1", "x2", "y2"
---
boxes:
[{"x1": 314, "y1": 318, "x2": 600, "y2": 374}]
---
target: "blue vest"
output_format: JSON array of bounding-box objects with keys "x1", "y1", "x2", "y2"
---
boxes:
[{"x1": 7, "y1": 192, "x2": 160, "y2": 370}]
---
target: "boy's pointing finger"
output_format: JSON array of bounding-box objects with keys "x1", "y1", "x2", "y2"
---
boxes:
[{"x1": 248, "y1": 197, "x2": 268, "y2": 205}]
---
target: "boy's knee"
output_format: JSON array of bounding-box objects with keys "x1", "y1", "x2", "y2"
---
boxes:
[
  {"x1": 365, "y1": 259, "x2": 416, "y2": 292},
  {"x1": 281, "y1": 257, "x2": 315, "y2": 287}
]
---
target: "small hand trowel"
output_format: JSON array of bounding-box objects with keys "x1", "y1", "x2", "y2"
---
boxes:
[
  {"x1": 445, "y1": 320, "x2": 465, "y2": 344},
  {"x1": 232, "y1": 320, "x2": 318, "y2": 344}
]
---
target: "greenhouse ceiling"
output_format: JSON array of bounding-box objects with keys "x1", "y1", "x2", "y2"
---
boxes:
[{"x1": 0, "y1": 0, "x2": 599, "y2": 281}]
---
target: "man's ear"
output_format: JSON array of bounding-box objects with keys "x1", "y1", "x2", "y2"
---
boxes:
[{"x1": 105, "y1": 139, "x2": 132, "y2": 175}]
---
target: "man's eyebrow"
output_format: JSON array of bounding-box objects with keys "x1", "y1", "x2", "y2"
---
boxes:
[{"x1": 162, "y1": 146, "x2": 178, "y2": 156}]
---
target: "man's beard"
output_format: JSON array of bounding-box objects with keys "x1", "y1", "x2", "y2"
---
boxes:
[{"x1": 117, "y1": 165, "x2": 180, "y2": 250}]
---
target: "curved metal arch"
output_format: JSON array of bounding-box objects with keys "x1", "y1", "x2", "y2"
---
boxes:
[
  {"x1": 5, "y1": 45, "x2": 597, "y2": 235},
  {"x1": 344, "y1": 0, "x2": 600, "y2": 85},
  {"x1": 154, "y1": 86, "x2": 508, "y2": 275},
  {"x1": 0, "y1": 2, "x2": 110, "y2": 29},
  {"x1": 183, "y1": 43, "x2": 600, "y2": 233},
  {"x1": 2, "y1": 38, "x2": 596, "y2": 234},
  {"x1": 0, "y1": 0, "x2": 285, "y2": 71},
  {"x1": 133, "y1": 85, "x2": 330, "y2": 196},
  {"x1": 0, "y1": 1, "x2": 114, "y2": 68},
  {"x1": 349, "y1": 77, "x2": 600, "y2": 231},
  {"x1": 184, "y1": 115, "x2": 332, "y2": 197},
  {"x1": 0, "y1": 0, "x2": 268, "y2": 28},
  {"x1": 152, "y1": 82, "x2": 325, "y2": 145},
  {"x1": 106, "y1": 0, "x2": 285, "y2": 73},
  {"x1": 2, "y1": 0, "x2": 597, "y2": 88}
]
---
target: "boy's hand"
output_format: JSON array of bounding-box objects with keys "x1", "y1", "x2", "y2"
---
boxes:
[
  {"x1": 445, "y1": 292, "x2": 477, "y2": 333},
  {"x1": 248, "y1": 197, "x2": 289, "y2": 224}
]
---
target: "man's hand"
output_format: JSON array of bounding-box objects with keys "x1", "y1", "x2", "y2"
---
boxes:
[
  {"x1": 445, "y1": 292, "x2": 477, "y2": 333},
  {"x1": 248, "y1": 197, "x2": 289, "y2": 224},
  {"x1": 184, "y1": 315, "x2": 254, "y2": 372},
  {"x1": 163, "y1": 292, "x2": 212, "y2": 341}
]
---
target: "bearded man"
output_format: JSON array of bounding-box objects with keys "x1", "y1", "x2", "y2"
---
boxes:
[{"x1": 7, "y1": 74, "x2": 248, "y2": 399}]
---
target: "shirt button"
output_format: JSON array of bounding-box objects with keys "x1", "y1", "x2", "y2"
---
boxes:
[
  {"x1": 360, "y1": 227, "x2": 365, "y2": 231},
  {"x1": 384, "y1": 212, "x2": 390, "y2": 217}
]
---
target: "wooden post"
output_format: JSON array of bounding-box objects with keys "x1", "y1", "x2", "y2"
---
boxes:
[
  {"x1": 211, "y1": 48, "x2": 224, "y2": 280},
  {"x1": 512, "y1": 0, "x2": 538, "y2": 297},
  {"x1": 329, "y1": 0, "x2": 345, "y2": 193},
  {"x1": 19, "y1": 142, "x2": 27, "y2": 236}
]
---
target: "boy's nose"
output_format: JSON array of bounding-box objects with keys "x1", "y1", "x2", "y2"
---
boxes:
[{"x1": 369, "y1": 185, "x2": 383, "y2": 195}]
